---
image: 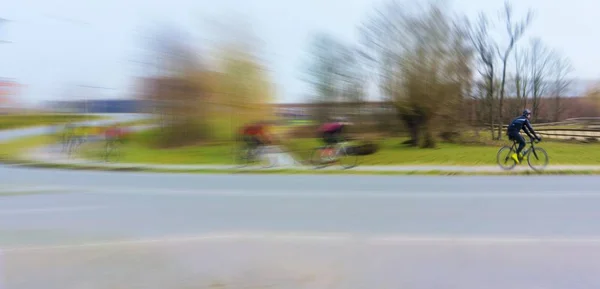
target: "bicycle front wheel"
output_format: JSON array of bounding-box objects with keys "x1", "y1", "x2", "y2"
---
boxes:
[
  {"x1": 527, "y1": 147, "x2": 549, "y2": 171},
  {"x1": 496, "y1": 146, "x2": 517, "y2": 170},
  {"x1": 337, "y1": 146, "x2": 358, "y2": 169}
]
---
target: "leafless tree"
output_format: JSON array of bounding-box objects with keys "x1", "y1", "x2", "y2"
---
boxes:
[
  {"x1": 547, "y1": 52, "x2": 573, "y2": 121},
  {"x1": 303, "y1": 33, "x2": 364, "y2": 122},
  {"x1": 496, "y1": 1, "x2": 532, "y2": 138},
  {"x1": 528, "y1": 38, "x2": 552, "y2": 121},
  {"x1": 513, "y1": 46, "x2": 530, "y2": 112},
  {"x1": 363, "y1": 1, "x2": 473, "y2": 147},
  {"x1": 469, "y1": 14, "x2": 497, "y2": 139}
]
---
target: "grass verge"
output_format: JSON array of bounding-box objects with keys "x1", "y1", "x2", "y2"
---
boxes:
[
  {"x1": 77, "y1": 130, "x2": 600, "y2": 166},
  {"x1": 0, "y1": 135, "x2": 54, "y2": 162}
]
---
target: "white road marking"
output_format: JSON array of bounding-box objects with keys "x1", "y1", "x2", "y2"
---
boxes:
[
  {"x1": 5, "y1": 232, "x2": 600, "y2": 253},
  {"x1": 0, "y1": 206, "x2": 107, "y2": 215}
]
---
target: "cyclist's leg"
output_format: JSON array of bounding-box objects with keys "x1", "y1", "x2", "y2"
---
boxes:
[
  {"x1": 333, "y1": 127, "x2": 344, "y2": 143},
  {"x1": 247, "y1": 135, "x2": 262, "y2": 157},
  {"x1": 242, "y1": 135, "x2": 254, "y2": 152},
  {"x1": 515, "y1": 133, "x2": 526, "y2": 156},
  {"x1": 507, "y1": 132, "x2": 521, "y2": 163},
  {"x1": 319, "y1": 132, "x2": 334, "y2": 157}
]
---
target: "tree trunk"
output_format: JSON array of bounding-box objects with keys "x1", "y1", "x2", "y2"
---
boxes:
[
  {"x1": 401, "y1": 113, "x2": 420, "y2": 147},
  {"x1": 488, "y1": 98, "x2": 495, "y2": 140},
  {"x1": 421, "y1": 121, "x2": 436, "y2": 148},
  {"x1": 553, "y1": 96, "x2": 561, "y2": 122},
  {"x1": 497, "y1": 58, "x2": 509, "y2": 140}
]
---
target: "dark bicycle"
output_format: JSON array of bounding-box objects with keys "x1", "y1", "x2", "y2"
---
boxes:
[
  {"x1": 310, "y1": 140, "x2": 358, "y2": 170},
  {"x1": 232, "y1": 144, "x2": 276, "y2": 169},
  {"x1": 104, "y1": 138, "x2": 122, "y2": 163},
  {"x1": 497, "y1": 137, "x2": 548, "y2": 171},
  {"x1": 66, "y1": 134, "x2": 86, "y2": 158}
]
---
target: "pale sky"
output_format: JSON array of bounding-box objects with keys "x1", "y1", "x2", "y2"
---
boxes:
[{"x1": 1, "y1": 0, "x2": 600, "y2": 104}]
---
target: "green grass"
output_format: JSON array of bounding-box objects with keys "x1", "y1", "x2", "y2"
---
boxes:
[
  {"x1": 76, "y1": 128, "x2": 600, "y2": 166},
  {"x1": 0, "y1": 114, "x2": 104, "y2": 130},
  {"x1": 0, "y1": 135, "x2": 54, "y2": 161}
]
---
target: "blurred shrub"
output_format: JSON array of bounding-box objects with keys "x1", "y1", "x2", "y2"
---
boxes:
[
  {"x1": 348, "y1": 141, "x2": 380, "y2": 155},
  {"x1": 141, "y1": 48, "x2": 276, "y2": 148}
]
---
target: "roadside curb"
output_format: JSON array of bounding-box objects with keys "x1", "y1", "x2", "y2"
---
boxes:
[{"x1": 6, "y1": 156, "x2": 600, "y2": 176}]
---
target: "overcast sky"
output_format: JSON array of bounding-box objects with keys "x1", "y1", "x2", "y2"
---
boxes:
[{"x1": 1, "y1": 0, "x2": 600, "y2": 104}]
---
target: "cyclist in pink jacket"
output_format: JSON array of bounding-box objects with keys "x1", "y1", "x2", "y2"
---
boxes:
[{"x1": 318, "y1": 117, "x2": 352, "y2": 157}]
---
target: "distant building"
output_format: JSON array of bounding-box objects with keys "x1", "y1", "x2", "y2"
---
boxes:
[{"x1": 46, "y1": 99, "x2": 148, "y2": 113}]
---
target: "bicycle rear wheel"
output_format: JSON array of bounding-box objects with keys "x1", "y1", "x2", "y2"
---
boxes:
[
  {"x1": 232, "y1": 146, "x2": 251, "y2": 168},
  {"x1": 310, "y1": 147, "x2": 330, "y2": 169},
  {"x1": 67, "y1": 138, "x2": 79, "y2": 158},
  {"x1": 255, "y1": 146, "x2": 277, "y2": 169},
  {"x1": 527, "y1": 147, "x2": 549, "y2": 171},
  {"x1": 104, "y1": 143, "x2": 121, "y2": 163},
  {"x1": 337, "y1": 145, "x2": 358, "y2": 169},
  {"x1": 496, "y1": 146, "x2": 517, "y2": 170}
]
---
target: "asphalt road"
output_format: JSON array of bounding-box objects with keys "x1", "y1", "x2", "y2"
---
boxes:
[
  {"x1": 2, "y1": 169, "x2": 600, "y2": 288},
  {"x1": 3, "y1": 119, "x2": 600, "y2": 289}
]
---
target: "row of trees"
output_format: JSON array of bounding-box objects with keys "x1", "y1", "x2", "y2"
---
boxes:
[{"x1": 305, "y1": 1, "x2": 575, "y2": 147}]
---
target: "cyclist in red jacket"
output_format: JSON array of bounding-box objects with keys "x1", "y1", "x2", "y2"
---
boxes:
[
  {"x1": 105, "y1": 124, "x2": 126, "y2": 142},
  {"x1": 240, "y1": 121, "x2": 274, "y2": 150}
]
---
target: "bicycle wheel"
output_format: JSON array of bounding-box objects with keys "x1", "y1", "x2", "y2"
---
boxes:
[
  {"x1": 67, "y1": 138, "x2": 78, "y2": 158},
  {"x1": 104, "y1": 143, "x2": 121, "y2": 163},
  {"x1": 527, "y1": 147, "x2": 549, "y2": 171},
  {"x1": 496, "y1": 146, "x2": 517, "y2": 170},
  {"x1": 255, "y1": 146, "x2": 276, "y2": 169},
  {"x1": 310, "y1": 147, "x2": 330, "y2": 169},
  {"x1": 232, "y1": 146, "x2": 251, "y2": 168},
  {"x1": 337, "y1": 145, "x2": 358, "y2": 169}
]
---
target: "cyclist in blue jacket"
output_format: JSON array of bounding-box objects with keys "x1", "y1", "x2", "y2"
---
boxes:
[{"x1": 506, "y1": 109, "x2": 542, "y2": 163}]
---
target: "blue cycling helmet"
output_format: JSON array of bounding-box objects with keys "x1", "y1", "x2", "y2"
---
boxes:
[{"x1": 523, "y1": 109, "x2": 531, "y2": 116}]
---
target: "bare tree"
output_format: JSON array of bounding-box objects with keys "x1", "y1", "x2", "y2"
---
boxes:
[
  {"x1": 548, "y1": 52, "x2": 573, "y2": 121},
  {"x1": 469, "y1": 14, "x2": 497, "y2": 139},
  {"x1": 513, "y1": 46, "x2": 530, "y2": 112},
  {"x1": 528, "y1": 38, "x2": 552, "y2": 121},
  {"x1": 496, "y1": 1, "x2": 532, "y2": 139},
  {"x1": 303, "y1": 33, "x2": 356, "y2": 122},
  {"x1": 363, "y1": 1, "x2": 473, "y2": 147},
  {"x1": 304, "y1": 34, "x2": 344, "y2": 121}
]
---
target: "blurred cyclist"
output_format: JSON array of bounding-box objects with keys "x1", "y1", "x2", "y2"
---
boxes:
[
  {"x1": 240, "y1": 121, "x2": 274, "y2": 151},
  {"x1": 318, "y1": 117, "x2": 352, "y2": 157},
  {"x1": 506, "y1": 109, "x2": 541, "y2": 163},
  {"x1": 105, "y1": 123, "x2": 125, "y2": 143}
]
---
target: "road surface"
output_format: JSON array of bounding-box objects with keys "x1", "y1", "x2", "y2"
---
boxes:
[{"x1": 2, "y1": 168, "x2": 600, "y2": 288}]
